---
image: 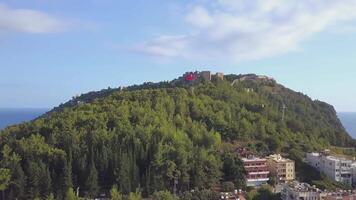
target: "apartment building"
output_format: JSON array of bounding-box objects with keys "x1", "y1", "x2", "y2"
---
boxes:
[
  {"x1": 306, "y1": 152, "x2": 352, "y2": 186},
  {"x1": 281, "y1": 181, "x2": 327, "y2": 200},
  {"x1": 267, "y1": 154, "x2": 295, "y2": 182},
  {"x1": 241, "y1": 157, "x2": 269, "y2": 187}
]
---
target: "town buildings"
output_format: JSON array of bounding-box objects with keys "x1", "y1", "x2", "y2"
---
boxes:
[
  {"x1": 241, "y1": 157, "x2": 269, "y2": 187},
  {"x1": 282, "y1": 181, "x2": 356, "y2": 200},
  {"x1": 281, "y1": 181, "x2": 327, "y2": 200},
  {"x1": 352, "y1": 163, "x2": 356, "y2": 187},
  {"x1": 306, "y1": 152, "x2": 352, "y2": 186},
  {"x1": 324, "y1": 191, "x2": 356, "y2": 200},
  {"x1": 267, "y1": 154, "x2": 295, "y2": 182}
]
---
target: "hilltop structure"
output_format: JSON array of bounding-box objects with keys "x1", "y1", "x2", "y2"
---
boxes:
[{"x1": 179, "y1": 71, "x2": 224, "y2": 83}]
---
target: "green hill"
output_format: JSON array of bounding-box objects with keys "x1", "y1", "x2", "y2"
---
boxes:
[{"x1": 0, "y1": 73, "x2": 353, "y2": 199}]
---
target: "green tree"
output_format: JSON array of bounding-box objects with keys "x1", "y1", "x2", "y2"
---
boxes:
[
  {"x1": 127, "y1": 190, "x2": 142, "y2": 200},
  {"x1": 0, "y1": 168, "x2": 11, "y2": 200},
  {"x1": 110, "y1": 184, "x2": 122, "y2": 200},
  {"x1": 65, "y1": 188, "x2": 78, "y2": 200},
  {"x1": 222, "y1": 152, "x2": 246, "y2": 189},
  {"x1": 221, "y1": 181, "x2": 235, "y2": 192},
  {"x1": 46, "y1": 193, "x2": 55, "y2": 200},
  {"x1": 85, "y1": 156, "x2": 99, "y2": 198}
]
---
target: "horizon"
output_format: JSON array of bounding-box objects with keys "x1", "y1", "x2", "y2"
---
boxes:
[{"x1": 1, "y1": 1, "x2": 356, "y2": 111}]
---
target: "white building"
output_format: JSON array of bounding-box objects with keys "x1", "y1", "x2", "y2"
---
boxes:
[
  {"x1": 306, "y1": 152, "x2": 352, "y2": 185},
  {"x1": 281, "y1": 181, "x2": 326, "y2": 200},
  {"x1": 351, "y1": 162, "x2": 356, "y2": 186}
]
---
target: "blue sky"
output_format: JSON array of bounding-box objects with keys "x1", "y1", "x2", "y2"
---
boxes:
[{"x1": 0, "y1": 0, "x2": 356, "y2": 112}]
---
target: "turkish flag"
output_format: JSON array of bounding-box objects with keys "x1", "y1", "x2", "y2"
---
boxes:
[{"x1": 185, "y1": 73, "x2": 195, "y2": 81}]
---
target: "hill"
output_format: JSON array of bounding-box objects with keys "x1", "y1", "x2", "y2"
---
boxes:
[{"x1": 0, "y1": 72, "x2": 354, "y2": 199}]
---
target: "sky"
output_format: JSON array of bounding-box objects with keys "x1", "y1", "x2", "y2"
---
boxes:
[{"x1": 0, "y1": 0, "x2": 356, "y2": 112}]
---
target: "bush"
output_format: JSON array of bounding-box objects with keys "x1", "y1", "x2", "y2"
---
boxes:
[{"x1": 152, "y1": 190, "x2": 178, "y2": 200}]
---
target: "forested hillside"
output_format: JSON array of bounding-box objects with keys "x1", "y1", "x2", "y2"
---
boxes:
[{"x1": 0, "y1": 73, "x2": 353, "y2": 199}]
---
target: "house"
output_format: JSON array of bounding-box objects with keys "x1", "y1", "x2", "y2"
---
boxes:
[{"x1": 267, "y1": 154, "x2": 295, "y2": 182}]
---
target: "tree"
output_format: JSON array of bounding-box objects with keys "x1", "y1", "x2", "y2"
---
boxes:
[
  {"x1": 65, "y1": 188, "x2": 78, "y2": 200},
  {"x1": 221, "y1": 152, "x2": 246, "y2": 189},
  {"x1": 127, "y1": 190, "x2": 142, "y2": 200},
  {"x1": 152, "y1": 190, "x2": 178, "y2": 200},
  {"x1": 110, "y1": 184, "x2": 122, "y2": 200},
  {"x1": 85, "y1": 156, "x2": 99, "y2": 198},
  {"x1": 46, "y1": 193, "x2": 55, "y2": 200},
  {"x1": 221, "y1": 181, "x2": 235, "y2": 192},
  {"x1": 0, "y1": 168, "x2": 10, "y2": 200},
  {"x1": 252, "y1": 186, "x2": 279, "y2": 200}
]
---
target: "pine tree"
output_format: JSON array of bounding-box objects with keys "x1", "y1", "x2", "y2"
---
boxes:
[
  {"x1": 85, "y1": 155, "x2": 99, "y2": 198},
  {"x1": 65, "y1": 188, "x2": 77, "y2": 200},
  {"x1": 110, "y1": 184, "x2": 122, "y2": 200},
  {"x1": 0, "y1": 168, "x2": 10, "y2": 200}
]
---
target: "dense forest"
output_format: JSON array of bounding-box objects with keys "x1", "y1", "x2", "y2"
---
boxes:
[{"x1": 0, "y1": 73, "x2": 354, "y2": 199}]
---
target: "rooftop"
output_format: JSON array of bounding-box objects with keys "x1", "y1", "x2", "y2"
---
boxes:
[
  {"x1": 308, "y1": 152, "x2": 352, "y2": 162},
  {"x1": 242, "y1": 157, "x2": 267, "y2": 162},
  {"x1": 268, "y1": 154, "x2": 294, "y2": 163},
  {"x1": 285, "y1": 181, "x2": 321, "y2": 193}
]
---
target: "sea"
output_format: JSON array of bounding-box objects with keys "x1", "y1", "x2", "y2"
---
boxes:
[
  {"x1": 338, "y1": 112, "x2": 356, "y2": 139},
  {"x1": 0, "y1": 108, "x2": 49, "y2": 130},
  {"x1": 0, "y1": 109, "x2": 355, "y2": 139}
]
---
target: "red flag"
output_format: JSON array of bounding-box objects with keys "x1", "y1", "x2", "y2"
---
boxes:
[{"x1": 185, "y1": 73, "x2": 196, "y2": 81}]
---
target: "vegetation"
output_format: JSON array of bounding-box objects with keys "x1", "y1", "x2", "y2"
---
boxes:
[
  {"x1": 0, "y1": 73, "x2": 354, "y2": 199},
  {"x1": 246, "y1": 186, "x2": 280, "y2": 200},
  {"x1": 110, "y1": 184, "x2": 123, "y2": 200},
  {"x1": 152, "y1": 190, "x2": 178, "y2": 200}
]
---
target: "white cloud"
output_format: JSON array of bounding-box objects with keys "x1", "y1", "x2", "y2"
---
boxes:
[
  {"x1": 0, "y1": 3, "x2": 66, "y2": 34},
  {"x1": 136, "y1": 0, "x2": 356, "y2": 62}
]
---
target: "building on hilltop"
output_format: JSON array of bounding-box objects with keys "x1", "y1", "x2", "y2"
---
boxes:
[
  {"x1": 214, "y1": 72, "x2": 224, "y2": 80},
  {"x1": 306, "y1": 152, "x2": 353, "y2": 186},
  {"x1": 267, "y1": 154, "x2": 295, "y2": 182},
  {"x1": 241, "y1": 156, "x2": 269, "y2": 187},
  {"x1": 200, "y1": 71, "x2": 212, "y2": 81},
  {"x1": 180, "y1": 71, "x2": 224, "y2": 83},
  {"x1": 184, "y1": 71, "x2": 199, "y2": 81}
]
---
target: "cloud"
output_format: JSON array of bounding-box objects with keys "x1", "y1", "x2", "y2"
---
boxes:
[
  {"x1": 0, "y1": 3, "x2": 66, "y2": 34},
  {"x1": 136, "y1": 0, "x2": 356, "y2": 62}
]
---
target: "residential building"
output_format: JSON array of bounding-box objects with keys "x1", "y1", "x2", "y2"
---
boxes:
[
  {"x1": 267, "y1": 154, "x2": 295, "y2": 182},
  {"x1": 281, "y1": 181, "x2": 327, "y2": 200},
  {"x1": 352, "y1": 163, "x2": 356, "y2": 187},
  {"x1": 241, "y1": 157, "x2": 269, "y2": 187},
  {"x1": 306, "y1": 152, "x2": 352, "y2": 186}
]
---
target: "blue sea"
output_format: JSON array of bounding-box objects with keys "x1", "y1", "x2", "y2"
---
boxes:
[
  {"x1": 0, "y1": 108, "x2": 49, "y2": 130},
  {"x1": 338, "y1": 112, "x2": 356, "y2": 139}
]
